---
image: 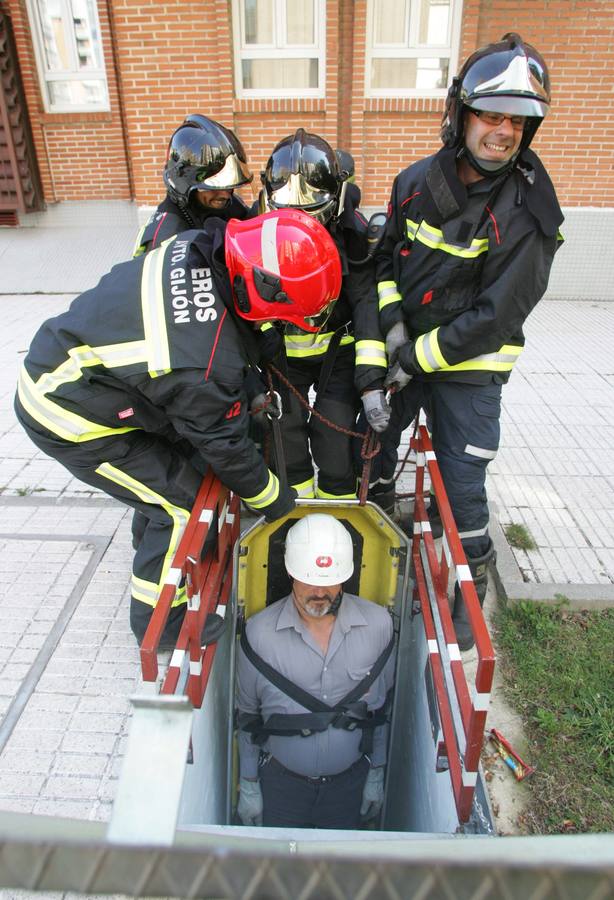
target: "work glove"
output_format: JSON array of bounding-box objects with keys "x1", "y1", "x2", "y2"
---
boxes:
[
  {"x1": 360, "y1": 765, "x2": 385, "y2": 821},
  {"x1": 250, "y1": 391, "x2": 282, "y2": 430},
  {"x1": 385, "y1": 321, "x2": 410, "y2": 367},
  {"x1": 384, "y1": 362, "x2": 412, "y2": 392},
  {"x1": 361, "y1": 389, "x2": 391, "y2": 433},
  {"x1": 258, "y1": 323, "x2": 285, "y2": 363},
  {"x1": 237, "y1": 777, "x2": 263, "y2": 826},
  {"x1": 384, "y1": 339, "x2": 416, "y2": 392}
]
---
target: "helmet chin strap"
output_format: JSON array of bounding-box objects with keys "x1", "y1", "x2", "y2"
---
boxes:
[
  {"x1": 329, "y1": 589, "x2": 344, "y2": 617},
  {"x1": 459, "y1": 144, "x2": 519, "y2": 178}
]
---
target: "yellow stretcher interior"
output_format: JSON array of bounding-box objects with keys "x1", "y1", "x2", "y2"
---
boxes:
[{"x1": 235, "y1": 501, "x2": 404, "y2": 620}]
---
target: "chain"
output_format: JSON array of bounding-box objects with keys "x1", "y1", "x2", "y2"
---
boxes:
[{"x1": 265, "y1": 363, "x2": 381, "y2": 504}]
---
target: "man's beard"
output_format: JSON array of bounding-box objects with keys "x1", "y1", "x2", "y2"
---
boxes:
[{"x1": 303, "y1": 596, "x2": 333, "y2": 618}]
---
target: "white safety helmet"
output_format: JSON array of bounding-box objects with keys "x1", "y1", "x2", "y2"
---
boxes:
[{"x1": 284, "y1": 514, "x2": 354, "y2": 586}]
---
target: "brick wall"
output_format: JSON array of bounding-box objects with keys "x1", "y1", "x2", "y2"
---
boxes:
[
  {"x1": 7, "y1": 0, "x2": 131, "y2": 202},
  {"x1": 6, "y1": 0, "x2": 614, "y2": 210}
]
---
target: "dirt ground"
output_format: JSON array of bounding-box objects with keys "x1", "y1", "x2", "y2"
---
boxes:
[{"x1": 463, "y1": 578, "x2": 533, "y2": 835}]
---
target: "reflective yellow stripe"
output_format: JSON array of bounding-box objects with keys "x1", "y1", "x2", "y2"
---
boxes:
[
  {"x1": 95, "y1": 462, "x2": 190, "y2": 608},
  {"x1": 284, "y1": 332, "x2": 354, "y2": 358},
  {"x1": 37, "y1": 341, "x2": 147, "y2": 397},
  {"x1": 315, "y1": 486, "x2": 357, "y2": 500},
  {"x1": 406, "y1": 218, "x2": 488, "y2": 258},
  {"x1": 132, "y1": 225, "x2": 147, "y2": 258},
  {"x1": 260, "y1": 322, "x2": 274, "y2": 332},
  {"x1": 415, "y1": 329, "x2": 448, "y2": 373},
  {"x1": 132, "y1": 574, "x2": 186, "y2": 608},
  {"x1": 142, "y1": 243, "x2": 171, "y2": 377},
  {"x1": 415, "y1": 330, "x2": 522, "y2": 373},
  {"x1": 17, "y1": 366, "x2": 137, "y2": 443},
  {"x1": 243, "y1": 470, "x2": 280, "y2": 508},
  {"x1": 292, "y1": 477, "x2": 315, "y2": 499},
  {"x1": 444, "y1": 344, "x2": 522, "y2": 372},
  {"x1": 355, "y1": 340, "x2": 387, "y2": 368},
  {"x1": 377, "y1": 281, "x2": 402, "y2": 312}
]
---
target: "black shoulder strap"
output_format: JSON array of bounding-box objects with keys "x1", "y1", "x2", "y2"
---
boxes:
[
  {"x1": 240, "y1": 626, "x2": 395, "y2": 713},
  {"x1": 240, "y1": 629, "x2": 331, "y2": 713},
  {"x1": 317, "y1": 327, "x2": 344, "y2": 398}
]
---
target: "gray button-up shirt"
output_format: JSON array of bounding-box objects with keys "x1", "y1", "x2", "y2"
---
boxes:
[{"x1": 236, "y1": 592, "x2": 395, "y2": 779}]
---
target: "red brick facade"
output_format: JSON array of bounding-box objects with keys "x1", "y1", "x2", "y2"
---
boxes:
[{"x1": 6, "y1": 0, "x2": 614, "y2": 209}]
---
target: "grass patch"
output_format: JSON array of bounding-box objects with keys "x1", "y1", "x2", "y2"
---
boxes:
[
  {"x1": 494, "y1": 600, "x2": 614, "y2": 834},
  {"x1": 504, "y1": 523, "x2": 537, "y2": 551}
]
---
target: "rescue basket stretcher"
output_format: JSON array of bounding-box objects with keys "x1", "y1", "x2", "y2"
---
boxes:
[{"x1": 133, "y1": 423, "x2": 496, "y2": 833}]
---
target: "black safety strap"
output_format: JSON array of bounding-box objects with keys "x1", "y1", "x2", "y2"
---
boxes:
[
  {"x1": 316, "y1": 327, "x2": 346, "y2": 398},
  {"x1": 239, "y1": 627, "x2": 395, "y2": 748}
]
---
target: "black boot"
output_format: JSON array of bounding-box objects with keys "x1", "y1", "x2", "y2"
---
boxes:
[{"x1": 452, "y1": 540, "x2": 496, "y2": 651}]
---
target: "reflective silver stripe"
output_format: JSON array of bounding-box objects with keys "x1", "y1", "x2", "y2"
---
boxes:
[
  {"x1": 292, "y1": 477, "x2": 315, "y2": 499},
  {"x1": 18, "y1": 367, "x2": 135, "y2": 442},
  {"x1": 458, "y1": 525, "x2": 489, "y2": 540},
  {"x1": 409, "y1": 219, "x2": 489, "y2": 259},
  {"x1": 261, "y1": 217, "x2": 280, "y2": 275},
  {"x1": 243, "y1": 471, "x2": 280, "y2": 508},
  {"x1": 464, "y1": 444, "x2": 498, "y2": 460},
  {"x1": 96, "y1": 462, "x2": 190, "y2": 607},
  {"x1": 355, "y1": 340, "x2": 387, "y2": 367},
  {"x1": 285, "y1": 333, "x2": 353, "y2": 356},
  {"x1": 132, "y1": 575, "x2": 159, "y2": 604},
  {"x1": 142, "y1": 244, "x2": 171, "y2": 376},
  {"x1": 377, "y1": 281, "x2": 402, "y2": 310},
  {"x1": 37, "y1": 341, "x2": 147, "y2": 398}
]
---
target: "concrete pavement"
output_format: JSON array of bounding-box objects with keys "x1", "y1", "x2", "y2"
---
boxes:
[{"x1": 0, "y1": 204, "x2": 612, "y2": 873}]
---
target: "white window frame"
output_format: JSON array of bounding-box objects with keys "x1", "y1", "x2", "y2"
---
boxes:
[
  {"x1": 365, "y1": 0, "x2": 463, "y2": 99},
  {"x1": 26, "y1": 0, "x2": 109, "y2": 113},
  {"x1": 231, "y1": 0, "x2": 326, "y2": 99}
]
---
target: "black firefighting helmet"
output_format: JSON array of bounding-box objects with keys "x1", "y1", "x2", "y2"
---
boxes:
[
  {"x1": 262, "y1": 129, "x2": 342, "y2": 225},
  {"x1": 442, "y1": 33, "x2": 551, "y2": 175},
  {"x1": 163, "y1": 115, "x2": 253, "y2": 209}
]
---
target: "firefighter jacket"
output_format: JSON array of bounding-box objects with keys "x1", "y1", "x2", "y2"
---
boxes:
[
  {"x1": 132, "y1": 193, "x2": 251, "y2": 257},
  {"x1": 273, "y1": 183, "x2": 386, "y2": 395},
  {"x1": 376, "y1": 147, "x2": 564, "y2": 384},
  {"x1": 15, "y1": 224, "x2": 291, "y2": 518}
]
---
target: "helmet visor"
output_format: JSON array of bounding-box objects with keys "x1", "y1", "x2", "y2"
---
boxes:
[
  {"x1": 195, "y1": 153, "x2": 253, "y2": 190},
  {"x1": 267, "y1": 171, "x2": 334, "y2": 211},
  {"x1": 470, "y1": 94, "x2": 548, "y2": 118},
  {"x1": 303, "y1": 299, "x2": 337, "y2": 333}
]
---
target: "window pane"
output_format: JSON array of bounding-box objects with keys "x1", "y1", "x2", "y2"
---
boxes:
[
  {"x1": 242, "y1": 57, "x2": 318, "y2": 89},
  {"x1": 371, "y1": 56, "x2": 447, "y2": 89},
  {"x1": 418, "y1": 0, "x2": 450, "y2": 45},
  {"x1": 47, "y1": 78, "x2": 107, "y2": 107},
  {"x1": 286, "y1": 2, "x2": 314, "y2": 44},
  {"x1": 36, "y1": 0, "x2": 71, "y2": 71},
  {"x1": 70, "y1": 0, "x2": 103, "y2": 69},
  {"x1": 373, "y1": 0, "x2": 406, "y2": 44},
  {"x1": 244, "y1": 0, "x2": 273, "y2": 44}
]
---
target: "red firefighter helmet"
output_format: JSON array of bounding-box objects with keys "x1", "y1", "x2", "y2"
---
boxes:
[{"x1": 225, "y1": 209, "x2": 342, "y2": 333}]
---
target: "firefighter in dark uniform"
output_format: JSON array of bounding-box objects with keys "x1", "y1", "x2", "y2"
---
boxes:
[
  {"x1": 132, "y1": 114, "x2": 253, "y2": 257},
  {"x1": 373, "y1": 34, "x2": 564, "y2": 649},
  {"x1": 15, "y1": 210, "x2": 341, "y2": 646},
  {"x1": 259, "y1": 129, "x2": 389, "y2": 500}
]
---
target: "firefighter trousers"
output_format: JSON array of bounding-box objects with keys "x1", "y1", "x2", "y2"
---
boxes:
[
  {"x1": 17, "y1": 424, "x2": 204, "y2": 645},
  {"x1": 279, "y1": 348, "x2": 359, "y2": 499},
  {"x1": 372, "y1": 380, "x2": 501, "y2": 558}
]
